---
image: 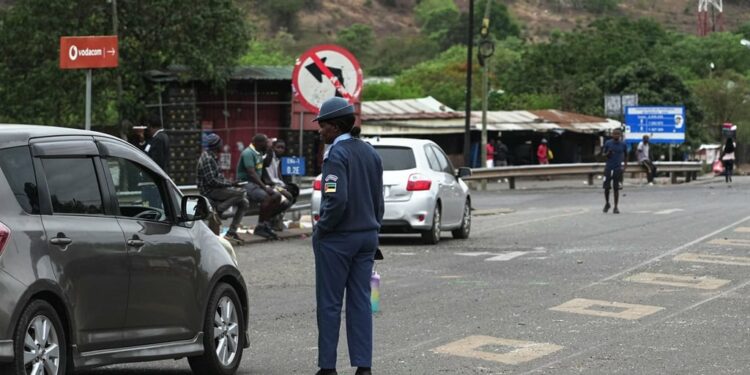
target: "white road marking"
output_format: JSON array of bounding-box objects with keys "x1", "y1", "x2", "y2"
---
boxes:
[
  {"x1": 624, "y1": 272, "x2": 730, "y2": 290},
  {"x1": 674, "y1": 252, "x2": 750, "y2": 266},
  {"x1": 432, "y1": 336, "x2": 563, "y2": 365},
  {"x1": 707, "y1": 238, "x2": 750, "y2": 247},
  {"x1": 485, "y1": 252, "x2": 527, "y2": 261},
  {"x1": 456, "y1": 251, "x2": 528, "y2": 262},
  {"x1": 584, "y1": 214, "x2": 750, "y2": 289},
  {"x1": 654, "y1": 208, "x2": 685, "y2": 215},
  {"x1": 549, "y1": 298, "x2": 664, "y2": 320}
]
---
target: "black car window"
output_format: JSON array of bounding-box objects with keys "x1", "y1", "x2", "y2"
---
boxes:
[
  {"x1": 423, "y1": 145, "x2": 441, "y2": 172},
  {"x1": 374, "y1": 146, "x2": 417, "y2": 171},
  {"x1": 0, "y1": 146, "x2": 40, "y2": 214},
  {"x1": 41, "y1": 158, "x2": 104, "y2": 215},
  {"x1": 431, "y1": 145, "x2": 454, "y2": 175},
  {"x1": 106, "y1": 157, "x2": 169, "y2": 222}
]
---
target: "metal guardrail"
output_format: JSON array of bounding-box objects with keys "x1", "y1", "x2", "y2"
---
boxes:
[
  {"x1": 178, "y1": 185, "x2": 313, "y2": 213},
  {"x1": 464, "y1": 162, "x2": 703, "y2": 189}
]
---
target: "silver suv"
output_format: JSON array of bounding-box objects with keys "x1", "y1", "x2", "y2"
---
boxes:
[{"x1": 0, "y1": 125, "x2": 248, "y2": 374}]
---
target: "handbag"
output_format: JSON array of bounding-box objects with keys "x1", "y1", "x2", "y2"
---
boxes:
[
  {"x1": 547, "y1": 149, "x2": 554, "y2": 160},
  {"x1": 712, "y1": 159, "x2": 724, "y2": 174}
]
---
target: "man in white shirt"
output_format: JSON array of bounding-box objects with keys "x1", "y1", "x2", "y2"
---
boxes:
[{"x1": 637, "y1": 135, "x2": 657, "y2": 185}]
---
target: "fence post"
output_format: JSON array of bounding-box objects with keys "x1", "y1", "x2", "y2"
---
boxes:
[
  {"x1": 509, "y1": 177, "x2": 516, "y2": 190},
  {"x1": 587, "y1": 174, "x2": 594, "y2": 186}
]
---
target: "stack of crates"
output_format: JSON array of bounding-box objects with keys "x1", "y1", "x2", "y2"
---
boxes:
[
  {"x1": 165, "y1": 86, "x2": 202, "y2": 186},
  {"x1": 281, "y1": 129, "x2": 320, "y2": 176}
]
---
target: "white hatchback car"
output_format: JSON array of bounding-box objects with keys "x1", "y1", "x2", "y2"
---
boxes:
[{"x1": 311, "y1": 138, "x2": 471, "y2": 244}]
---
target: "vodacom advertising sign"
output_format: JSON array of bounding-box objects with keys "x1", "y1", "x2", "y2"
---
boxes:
[{"x1": 60, "y1": 35, "x2": 118, "y2": 69}]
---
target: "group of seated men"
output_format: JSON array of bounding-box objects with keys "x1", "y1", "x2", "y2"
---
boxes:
[{"x1": 196, "y1": 133, "x2": 299, "y2": 241}]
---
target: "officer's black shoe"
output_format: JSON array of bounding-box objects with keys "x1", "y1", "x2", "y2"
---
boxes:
[
  {"x1": 355, "y1": 367, "x2": 372, "y2": 375},
  {"x1": 315, "y1": 369, "x2": 337, "y2": 375}
]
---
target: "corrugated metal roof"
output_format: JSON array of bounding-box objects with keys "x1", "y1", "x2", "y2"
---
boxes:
[
  {"x1": 531, "y1": 110, "x2": 619, "y2": 133},
  {"x1": 471, "y1": 111, "x2": 561, "y2": 132},
  {"x1": 145, "y1": 65, "x2": 292, "y2": 82},
  {"x1": 361, "y1": 97, "x2": 461, "y2": 121}
]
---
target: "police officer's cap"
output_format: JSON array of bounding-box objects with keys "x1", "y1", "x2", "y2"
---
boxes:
[{"x1": 314, "y1": 97, "x2": 355, "y2": 122}]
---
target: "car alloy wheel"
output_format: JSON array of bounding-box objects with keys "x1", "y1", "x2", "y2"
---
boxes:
[
  {"x1": 213, "y1": 296, "x2": 240, "y2": 366},
  {"x1": 24, "y1": 315, "x2": 61, "y2": 375},
  {"x1": 422, "y1": 205, "x2": 441, "y2": 245},
  {"x1": 452, "y1": 200, "x2": 471, "y2": 239},
  {"x1": 188, "y1": 283, "x2": 244, "y2": 375}
]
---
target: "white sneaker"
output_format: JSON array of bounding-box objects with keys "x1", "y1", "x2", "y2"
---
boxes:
[{"x1": 648, "y1": 182, "x2": 654, "y2": 186}]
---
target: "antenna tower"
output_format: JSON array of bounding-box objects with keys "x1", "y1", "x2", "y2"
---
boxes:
[{"x1": 698, "y1": 0, "x2": 723, "y2": 36}]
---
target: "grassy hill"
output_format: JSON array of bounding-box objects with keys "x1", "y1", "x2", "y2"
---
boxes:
[{"x1": 281, "y1": 0, "x2": 750, "y2": 42}]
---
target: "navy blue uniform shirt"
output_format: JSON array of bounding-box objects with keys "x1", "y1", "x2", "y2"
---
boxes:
[
  {"x1": 603, "y1": 139, "x2": 627, "y2": 170},
  {"x1": 316, "y1": 137, "x2": 384, "y2": 234}
]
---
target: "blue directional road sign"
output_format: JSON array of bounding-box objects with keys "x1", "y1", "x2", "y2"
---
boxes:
[
  {"x1": 281, "y1": 157, "x2": 306, "y2": 176},
  {"x1": 624, "y1": 106, "x2": 685, "y2": 144}
]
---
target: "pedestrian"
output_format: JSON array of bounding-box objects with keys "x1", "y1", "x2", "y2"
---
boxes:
[
  {"x1": 237, "y1": 133, "x2": 282, "y2": 239},
  {"x1": 637, "y1": 135, "x2": 657, "y2": 185},
  {"x1": 125, "y1": 120, "x2": 147, "y2": 151},
  {"x1": 537, "y1": 138, "x2": 550, "y2": 165},
  {"x1": 602, "y1": 128, "x2": 628, "y2": 214},
  {"x1": 196, "y1": 133, "x2": 249, "y2": 244},
  {"x1": 720, "y1": 137, "x2": 736, "y2": 184},
  {"x1": 313, "y1": 97, "x2": 384, "y2": 375},
  {"x1": 262, "y1": 139, "x2": 300, "y2": 231},
  {"x1": 485, "y1": 141, "x2": 495, "y2": 168},
  {"x1": 494, "y1": 139, "x2": 509, "y2": 167},
  {"x1": 143, "y1": 114, "x2": 170, "y2": 173}
]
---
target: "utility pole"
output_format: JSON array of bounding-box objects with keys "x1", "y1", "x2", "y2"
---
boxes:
[
  {"x1": 112, "y1": 0, "x2": 124, "y2": 136},
  {"x1": 463, "y1": 0, "x2": 474, "y2": 168},
  {"x1": 478, "y1": 0, "x2": 494, "y2": 190}
]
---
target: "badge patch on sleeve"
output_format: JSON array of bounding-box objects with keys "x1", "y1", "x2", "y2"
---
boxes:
[
  {"x1": 324, "y1": 182, "x2": 337, "y2": 193},
  {"x1": 325, "y1": 174, "x2": 338, "y2": 182}
]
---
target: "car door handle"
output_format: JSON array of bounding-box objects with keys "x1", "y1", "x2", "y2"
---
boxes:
[
  {"x1": 127, "y1": 238, "x2": 145, "y2": 248},
  {"x1": 49, "y1": 237, "x2": 72, "y2": 246}
]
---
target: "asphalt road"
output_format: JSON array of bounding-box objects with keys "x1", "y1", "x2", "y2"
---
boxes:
[{"x1": 82, "y1": 176, "x2": 750, "y2": 374}]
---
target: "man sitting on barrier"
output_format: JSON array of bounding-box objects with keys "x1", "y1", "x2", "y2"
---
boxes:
[
  {"x1": 263, "y1": 139, "x2": 300, "y2": 231},
  {"x1": 237, "y1": 134, "x2": 282, "y2": 240},
  {"x1": 196, "y1": 133, "x2": 249, "y2": 243}
]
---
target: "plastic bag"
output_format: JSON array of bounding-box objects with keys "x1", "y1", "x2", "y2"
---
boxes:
[{"x1": 712, "y1": 159, "x2": 724, "y2": 175}]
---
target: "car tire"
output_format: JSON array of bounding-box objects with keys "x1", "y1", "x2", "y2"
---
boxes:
[
  {"x1": 421, "y1": 204, "x2": 441, "y2": 245},
  {"x1": 0, "y1": 299, "x2": 68, "y2": 375},
  {"x1": 188, "y1": 283, "x2": 245, "y2": 375},
  {"x1": 451, "y1": 199, "x2": 471, "y2": 239}
]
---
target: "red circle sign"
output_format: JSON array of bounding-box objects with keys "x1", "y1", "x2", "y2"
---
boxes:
[{"x1": 292, "y1": 44, "x2": 363, "y2": 114}]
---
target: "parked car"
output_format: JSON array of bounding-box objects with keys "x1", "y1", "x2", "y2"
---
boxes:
[
  {"x1": 0, "y1": 125, "x2": 248, "y2": 374},
  {"x1": 311, "y1": 137, "x2": 471, "y2": 244}
]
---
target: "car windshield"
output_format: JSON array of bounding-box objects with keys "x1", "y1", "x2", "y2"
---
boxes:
[{"x1": 374, "y1": 146, "x2": 416, "y2": 171}]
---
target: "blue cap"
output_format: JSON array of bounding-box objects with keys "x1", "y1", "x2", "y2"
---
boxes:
[
  {"x1": 314, "y1": 97, "x2": 355, "y2": 122},
  {"x1": 204, "y1": 133, "x2": 222, "y2": 149}
]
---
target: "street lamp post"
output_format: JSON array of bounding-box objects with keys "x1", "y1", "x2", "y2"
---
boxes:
[{"x1": 463, "y1": 0, "x2": 474, "y2": 168}]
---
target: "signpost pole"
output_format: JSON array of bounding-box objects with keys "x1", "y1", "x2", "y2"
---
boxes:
[
  {"x1": 85, "y1": 69, "x2": 92, "y2": 130},
  {"x1": 298, "y1": 111, "x2": 304, "y2": 166}
]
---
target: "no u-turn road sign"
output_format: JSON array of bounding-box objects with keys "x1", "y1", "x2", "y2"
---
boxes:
[{"x1": 292, "y1": 44, "x2": 363, "y2": 113}]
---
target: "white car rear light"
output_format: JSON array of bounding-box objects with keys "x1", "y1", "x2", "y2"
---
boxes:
[
  {"x1": 406, "y1": 173, "x2": 432, "y2": 191},
  {"x1": 0, "y1": 222, "x2": 10, "y2": 255},
  {"x1": 313, "y1": 178, "x2": 321, "y2": 191}
]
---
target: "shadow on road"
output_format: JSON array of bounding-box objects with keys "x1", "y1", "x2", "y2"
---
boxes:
[{"x1": 78, "y1": 370, "x2": 191, "y2": 375}]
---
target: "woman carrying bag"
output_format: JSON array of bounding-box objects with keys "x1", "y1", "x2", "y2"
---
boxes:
[{"x1": 720, "y1": 137, "x2": 736, "y2": 184}]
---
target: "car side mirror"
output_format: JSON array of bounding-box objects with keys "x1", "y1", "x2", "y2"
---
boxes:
[
  {"x1": 457, "y1": 167, "x2": 472, "y2": 179},
  {"x1": 181, "y1": 195, "x2": 210, "y2": 222}
]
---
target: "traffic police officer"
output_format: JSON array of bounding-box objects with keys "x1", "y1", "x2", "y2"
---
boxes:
[{"x1": 313, "y1": 97, "x2": 384, "y2": 375}]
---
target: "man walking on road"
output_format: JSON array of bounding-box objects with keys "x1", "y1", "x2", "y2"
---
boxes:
[
  {"x1": 637, "y1": 135, "x2": 657, "y2": 185},
  {"x1": 313, "y1": 97, "x2": 384, "y2": 375},
  {"x1": 602, "y1": 128, "x2": 628, "y2": 214}
]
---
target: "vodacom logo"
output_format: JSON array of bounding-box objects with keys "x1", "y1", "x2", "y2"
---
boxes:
[
  {"x1": 68, "y1": 45, "x2": 78, "y2": 61},
  {"x1": 68, "y1": 45, "x2": 102, "y2": 61}
]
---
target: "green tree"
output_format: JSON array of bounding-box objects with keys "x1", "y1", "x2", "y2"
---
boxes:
[
  {"x1": 362, "y1": 81, "x2": 423, "y2": 101},
  {"x1": 368, "y1": 35, "x2": 440, "y2": 76},
  {"x1": 691, "y1": 71, "x2": 750, "y2": 139},
  {"x1": 336, "y1": 24, "x2": 375, "y2": 65},
  {"x1": 396, "y1": 45, "x2": 481, "y2": 110},
  {"x1": 0, "y1": 0, "x2": 249, "y2": 128}
]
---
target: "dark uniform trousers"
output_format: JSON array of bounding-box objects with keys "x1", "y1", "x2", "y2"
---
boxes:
[{"x1": 313, "y1": 229, "x2": 378, "y2": 369}]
